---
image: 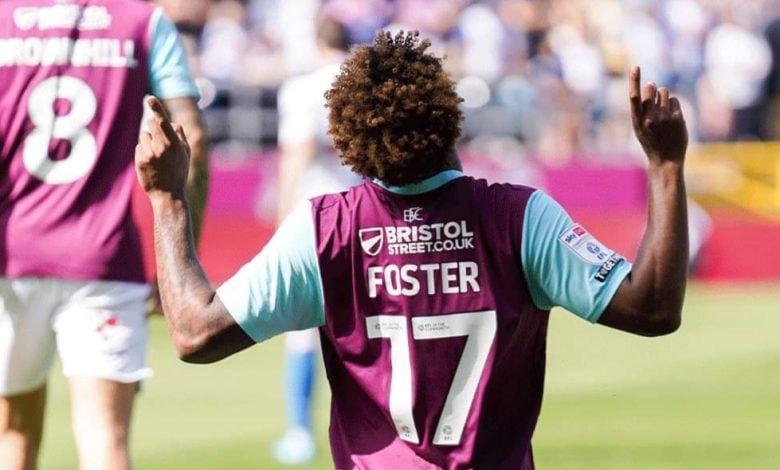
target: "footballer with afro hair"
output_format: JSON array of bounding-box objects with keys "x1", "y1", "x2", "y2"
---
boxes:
[
  {"x1": 325, "y1": 30, "x2": 464, "y2": 186},
  {"x1": 139, "y1": 22, "x2": 690, "y2": 469}
]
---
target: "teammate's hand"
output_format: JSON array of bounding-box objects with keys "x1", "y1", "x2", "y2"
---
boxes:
[
  {"x1": 135, "y1": 97, "x2": 191, "y2": 199},
  {"x1": 629, "y1": 66, "x2": 688, "y2": 165}
]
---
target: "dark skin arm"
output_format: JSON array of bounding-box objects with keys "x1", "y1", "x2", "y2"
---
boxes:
[
  {"x1": 147, "y1": 97, "x2": 210, "y2": 316},
  {"x1": 161, "y1": 96, "x2": 209, "y2": 242},
  {"x1": 136, "y1": 97, "x2": 252, "y2": 363},
  {"x1": 597, "y1": 66, "x2": 689, "y2": 336}
]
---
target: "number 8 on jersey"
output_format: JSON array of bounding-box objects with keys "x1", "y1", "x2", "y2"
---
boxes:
[{"x1": 23, "y1": 75, "x2": 98, "y2": 185}]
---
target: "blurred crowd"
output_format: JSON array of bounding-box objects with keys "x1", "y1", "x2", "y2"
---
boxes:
[{"x1": 155, "y1": 0, "x2": 780, "y2": 166}]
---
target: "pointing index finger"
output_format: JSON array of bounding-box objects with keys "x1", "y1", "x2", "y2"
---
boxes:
[
  {"x1": 629, "y1": 66, "x2": 642, "y2": 124},
  {"x1": 146, "y1": 96, "x2": 178, "y2": 141},
  {"x1": 147, "y1": 96, "x2": 171, "y2": 122}
]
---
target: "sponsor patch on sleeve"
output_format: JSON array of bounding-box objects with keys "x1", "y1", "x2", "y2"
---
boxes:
[
  {"x1": 594, "y1": 253, "x2": 625, "y2": 282},
  {"x1": 558, "y1": 224, "x2": 614, "y2": 265}
]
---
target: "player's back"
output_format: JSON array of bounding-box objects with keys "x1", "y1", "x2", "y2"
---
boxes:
[
  {"x1": 312, "y1": 175, "x2": 548, "y2": 469},
  {"x1": 0, "y1": 0, "x2": 156, "y2": 282}
]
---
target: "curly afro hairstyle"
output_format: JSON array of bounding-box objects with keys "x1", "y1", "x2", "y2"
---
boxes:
[{"x1": 325, "y1": 30, "x2": 463, "y2": 186}]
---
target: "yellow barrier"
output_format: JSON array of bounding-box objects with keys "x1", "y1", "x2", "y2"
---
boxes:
[{"x1": 686, "y1": 142, "x2": 780, "y2": 218}]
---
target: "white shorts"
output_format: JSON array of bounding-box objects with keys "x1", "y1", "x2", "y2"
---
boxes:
[{"x1": 0, "y1": 278, "x2": 152, "y2": 396}]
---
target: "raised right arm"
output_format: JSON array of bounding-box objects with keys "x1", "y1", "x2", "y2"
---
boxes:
[
  {"x1": 161, "y1": 96, "x2": 208, "y2": 242},
  {"x1": 136, "y1": 98, "x2": 252, "y2": 363}
]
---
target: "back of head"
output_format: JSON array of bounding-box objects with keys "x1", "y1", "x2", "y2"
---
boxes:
[
  {"x1": 316, "y1": 14, "x2": 351, "y2": 53},
  {"x1": 325, "y1": 30, "x2": 463, "y2": 186}
]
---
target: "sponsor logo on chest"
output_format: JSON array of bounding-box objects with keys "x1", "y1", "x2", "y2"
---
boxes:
[
  {"x1": 359, "y1": 220, "x2": 475, "y2": 256},
  {"x1": 359, "y1": 207, "x2": 482, "y2": 297}
]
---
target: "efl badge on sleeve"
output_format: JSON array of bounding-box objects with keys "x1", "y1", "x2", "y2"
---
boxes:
[{"x1": 558, "y1": 224, "x2": 613, "y2": 265}]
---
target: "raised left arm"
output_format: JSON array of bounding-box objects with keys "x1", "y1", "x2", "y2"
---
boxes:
[
  {"x1": 136, "y1": 97, "x2": 253, "y2": 363},
  {"x1": 597, "y1": 67, "x2": 689, "y2": 336}
]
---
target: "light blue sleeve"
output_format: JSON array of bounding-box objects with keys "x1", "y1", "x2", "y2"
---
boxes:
[
  {"x1": 216, "y1": 203, "x2": 325, "y2": 343},
  {"x1": 521, "y1": 191, "x2": 632, "y2": 322},
  {"x1": 147, "y1": 8, "x2": 200, "y2": 99}
]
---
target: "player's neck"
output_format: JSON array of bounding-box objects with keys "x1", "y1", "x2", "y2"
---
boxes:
[
  {"x1": 416, "y1": 152, "x2": 462, "y2": 182},
  {"x1": 444, "y1": 151, "x2": 463, "y2": 172}
]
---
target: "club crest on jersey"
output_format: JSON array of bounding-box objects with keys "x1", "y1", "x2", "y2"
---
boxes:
[
  {"x1": 403, "y1": 207, "x2": 423, "y2": 223},
  {"x1": 558, "y1": 224, "x2": 613, "y2": 265},
  {"x1": 359, "y1": 228, "x2": 384, "y2": 256}
]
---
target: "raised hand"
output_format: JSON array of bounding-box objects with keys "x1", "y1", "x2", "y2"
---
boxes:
[
  {"x1": 629, "y1": 66, "x2": 688, "y2": 165},
  {"x1": 135, "y1": 97, "x2": 191, "y2": 199}
]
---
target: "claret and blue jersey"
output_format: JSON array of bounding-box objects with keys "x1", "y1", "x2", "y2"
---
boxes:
[
  {"x1": 218, "y1": 170, "x2": 632, "y2": 469},
  {"x1": 0, "y1": 0, "x2": 198, "y2": 283}
]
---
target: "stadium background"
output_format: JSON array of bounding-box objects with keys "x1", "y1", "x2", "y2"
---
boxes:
[{"x1": 43, "y1": 0, "x2": 780, "y2": 468}]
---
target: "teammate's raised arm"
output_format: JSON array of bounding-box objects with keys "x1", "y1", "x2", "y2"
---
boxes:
[
  {"x1": 597, "y1": 66, "x2": 689, "y2": 336},
  {"x1": 135, "y1": 97, "x2": 253, "y2": 363}
]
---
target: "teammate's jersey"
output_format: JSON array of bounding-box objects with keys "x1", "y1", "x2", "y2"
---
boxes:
[
  {"x1": 217, "y1": 170, "x2": 632, "y2": 470},
  {"x1": 0, "y1": 0, "x2": 197, "y2": 282}
]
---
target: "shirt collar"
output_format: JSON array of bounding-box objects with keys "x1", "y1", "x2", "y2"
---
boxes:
[{"x1": 373, "y1": 170, "x2": 464, "y2": 195}]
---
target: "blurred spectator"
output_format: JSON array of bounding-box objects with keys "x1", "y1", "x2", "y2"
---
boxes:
[
  {"x1": 459, "y1": 4, "x2": 506, "y2": 83},
  {"x1": 701, "y1": 2, "x2": 771, "y2": 139},
  {"x1": 322, "y1": 0, "x2": 393, "y2": 44},
  {"x1": 763, "y1": 15, "x2": 780, "y2": 138},
  {"x1": 200, "y1": 0, "x2": 249, "y2": 84},
  {"x1": 168, "y1": 0, "x2": 780, "y2": 163},
  {"x1": 154, "y1": 0, "x2": 211, "y2": 74},
  {"x1": 263, "y1": 0, "x2": 320, "y2": 75}
]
